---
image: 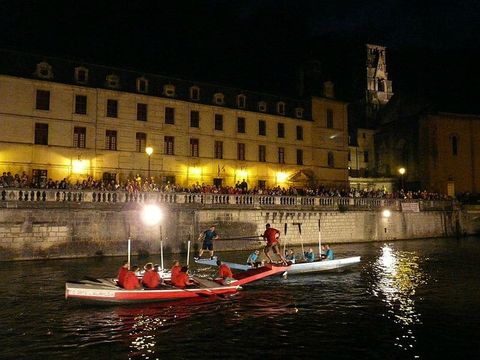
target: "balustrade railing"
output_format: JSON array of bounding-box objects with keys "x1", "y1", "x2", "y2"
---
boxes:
[{"x1": 0, "y1": 188, "x2": 454, "y2": 211}]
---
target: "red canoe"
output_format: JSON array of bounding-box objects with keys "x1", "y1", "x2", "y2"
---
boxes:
[{"x1": 65, "y1": 263, "x2": 289, "y2": 304}]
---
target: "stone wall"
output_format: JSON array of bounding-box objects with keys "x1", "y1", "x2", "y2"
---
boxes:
[{"x1": 0, "y1": 202, "x2": 463, "y2": 261}]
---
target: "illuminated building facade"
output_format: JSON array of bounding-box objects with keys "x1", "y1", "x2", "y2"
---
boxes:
[{"x1": 0, "y1": 50, "x2": 349, "y2": 189}]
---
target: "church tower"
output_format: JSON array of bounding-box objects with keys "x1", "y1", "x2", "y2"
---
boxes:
[{"x1": 365, "y1": 44, "x2": 393, "y2": 127}]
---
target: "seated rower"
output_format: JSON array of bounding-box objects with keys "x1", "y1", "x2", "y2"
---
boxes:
[
  {"x1": 246, "y1": 249, "x2": 262, "y2": 267},
  {"x1": 324, "y1": 244, "x2": 334, "y2": 260},
  {"x1": 304, "y1": 248, "x2": 315, "y2": 262},
  {"x1": 117, "y1": 260, "x2": 129, "y2": 287},
  {"x1": 216, "y1": 259, "x2": 234, "y2": 284},
  {"x1": 285, "y1": 249, "x2": 296, "y2": 264},
  {"x1": 170, "y1": 260, "x2": 181, "y2": 281},
  {"x1": 171, "y1": 266, "x2": 196, "y2": 289},
  {"x1": 123, "y1": 265, "x2": 142, "y2": 290},
  {"x1": 142, "y1": 262, "x2": 161, "y2": 289}
]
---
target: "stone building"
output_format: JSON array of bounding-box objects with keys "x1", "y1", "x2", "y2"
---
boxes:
[{"x1": 0, "y1": 49, "x2": 349, "y2": 189}]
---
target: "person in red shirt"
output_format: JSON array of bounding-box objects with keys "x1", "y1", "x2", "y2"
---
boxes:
[
  {"x1": 117, "y1": 260, "x2": 129, "y2": 287},
  {"x1": 171, "y1": 266, "x2": 195, "y2": 288},
  {"x1": 262, "y1": 223, "x2": 287, "y2": 265},
  {"x1": 216, "y1": 259, "x2": 233, "y2": 284},
  {"x1": 123, "y1": 265, "x2": 142, "y2": 290},
  {"x1": 170, "y1": 260, "x2": 181, "y2": 282},
  {"x1": 142, "y1": 262, "x2": 161, "y2": 289}
]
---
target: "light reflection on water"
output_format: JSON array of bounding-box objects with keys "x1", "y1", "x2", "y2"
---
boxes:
[{"x1": 369, "y1": 244, "x2": 428, "y2": 357}]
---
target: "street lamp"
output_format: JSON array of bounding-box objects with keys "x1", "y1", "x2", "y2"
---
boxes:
[
  {"x1": 145, "y1": 146, "x2": 153, "y2": 180},
  {"x1": 398, "y1": 167, "x2": 406, "y2": 190}
]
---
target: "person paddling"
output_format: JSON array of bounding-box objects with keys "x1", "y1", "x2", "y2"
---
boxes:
[
  {"x1": 123, "y1": 265, "x2": 142, "y2": 290},
  {"x1": 216, "y1": 259, "x2": 234, "y2": 284},
  {"x1": 196, "y1": 224, "x2": 220, "y2": 260},
  {"x1": 142, "y1": 262, "x2": 161, "y2": 289},
  {"x1": 117, "y1": 260, "x2": 129, "y2": 287}
]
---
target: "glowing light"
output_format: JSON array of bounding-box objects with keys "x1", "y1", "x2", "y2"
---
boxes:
[
  {"x1": 141, "y1": 204, "x2": 163, "y2": 226},
  {"x1": 188, "y1": 167, "x2": 202, "y2": 177},
  {"x1": 276, "y1": 171, "x2": 289, "y2": 183},
  {"x1": 72, "y1": 159, "x2": 88, "y2": 174},
  {"x1": 398, "y1": 167, "x2": 406, "y2": 175},
  {"x1": 145, "y1": 146, "x2": 153, "y2": 156},
  {"x1": 236, "y1": 169, "x2": 248, "y2": 178},
  {"x1": 382, "y1": 209, "x2": 392, "y2": 218}
]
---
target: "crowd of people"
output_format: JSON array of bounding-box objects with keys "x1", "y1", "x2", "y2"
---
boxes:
[{"x1": 1, "y1": 170, "x2": 454, "y2": 201}]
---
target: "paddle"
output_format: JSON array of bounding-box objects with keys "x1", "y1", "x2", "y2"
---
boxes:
[{"x1": 218, "y1": 236, "x2": 263, "y2": 241}]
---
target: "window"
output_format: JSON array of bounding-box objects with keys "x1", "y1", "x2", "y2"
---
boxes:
[
  {"x1": 277, "y1": 102, "x2": 285, "y2": 115},
  {"x1": 105, "y1": 130, "x2": 117, "y2": 150},
  {"x1": 190, "y1": 86, "x2": 200, "y2": 100},
  {"x1": 258, "y1": 145, "x2": 266, "y2": 162},
  {"x1": 258, "y1": 101, "x2": 267, "y2": 112},
  {"x1": 215, "y1": 114, "x2": 223, "y2": 131},
  {"x1": 190, "y1": 110, "x2": 200, "y2": 128},
  {"x1": 214, "y1": 141, "x2": 223, "y2": 159},
  {"x1": 277, "y1": 123, "x2": 285, "y2": 138},
  {"x1": 295, "y1": 107, "x2": 304, "y2": 118},
  {"x1": 75, "y1": 66, "x2": 88, "y2": 83},
  {"x1": 451, "y1": 136, "x2": 458, "y2": 156},
  {"x1": 137, "y1": 103, "x2": 148, "y2": 121},
  {"x1": 164, "y1": 136, "x2": 174, "y2": 155},
  {"x1": 237, "y1": 143, "x2": 245, "y2": 160},
  {"x1": 106, "y1": 74, "x2": 120, "y2": 89},
  {"x1": 326, "y1": 109, "x2": 334, "y2": 128},
  {"x1": 237, "y1": 117, "x2": 246, "y2": 133},
  {"x1": 259, "y1": 120, "x2": 266, "y2": 136},
  {"x1": 278, "y1": 147, "x2": 285, "y2": 164},
  {"x1": 106, "y1": 99, "x2": 118, "y2": 118},
  {"x1": 36, "y1": 90, "x2": 50, "y2": 110},
  {"x1": 136, "y1": 132, "x2": 146, "y2": 153},
  {"x1": 296, "y1": 149, "x2": 303, "y2": 165},
  {"x1": 35, "y1": 123, "x2": 48, "y2": 145},
  {"x1": 348, "y1": 151, "x2": 351, "y2": 162},
  {"x1": 296, "y1": 125, "x2": 303, "y2": 140},
  {"x1": 328, "y1": 152, "x2": 334, "y2": 167},
  {"x1": 164, "y1": 84, "x2": 175, "y2": 97},
  {"x1": 73, "y1": 127, "x2": 86, "y2": 148},
  {"x1": 165, "y1": 107, "x2": 175, "y2": 124},
  {"x1": 35, "y1": 62, "x2": 53, "y2": 79},
  {"x1": 364, "y1": 151, "x2": 369, "y2": 162},
  {"x1": 190, "y1": 138, "x2": 199, "y2": 157},
  {"x1": 75, "y1": 95, "x2": 87, "y2": 115},
  {"x1": 213, "y1": 93, "x2": 225, "y2": 105},
  {"x1": 137, "y1": 77, "x2": 148, "y2": 93},
  {"x1": 237, "y1": 94, "x2": 246, "y2": 108}
]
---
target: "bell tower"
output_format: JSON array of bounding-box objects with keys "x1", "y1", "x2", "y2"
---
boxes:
[{"x1": 365, "y1": 44, "x2": 393, "y2": 127}]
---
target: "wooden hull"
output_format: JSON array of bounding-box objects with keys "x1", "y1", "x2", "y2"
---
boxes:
[
  {"x1": 196, "y1": 256, "x2": 361, "y2": 275},
  {"x1": 65, "y1": 264, "x2": 288, "y2": 304}
]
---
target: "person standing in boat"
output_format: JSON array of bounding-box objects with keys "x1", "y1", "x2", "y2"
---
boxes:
[
  {"x1": 196, "y1": 224, "x2": 220, "y2": 260},
  {"x1": 261, "y1": 223, "x2": 287, "y2": 265},
  {"x1": 142, "y1": 262, "x2": 161, "y2": 289},
  {"x1": 117, "y1": 260, "x2": 129, "y2": 287},
  {"x1": 123, "y1": 265, "x2": 142, "y2": 290}
]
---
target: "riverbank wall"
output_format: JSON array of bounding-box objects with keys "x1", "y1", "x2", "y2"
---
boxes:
[{"x1": 0, "y1": 191, "x2": 469, "y2": 261}]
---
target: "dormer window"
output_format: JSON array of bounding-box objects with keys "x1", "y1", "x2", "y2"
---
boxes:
[
  {"x1": 35, "y1": 61, "x2": 53, "y2": 79},
  {"x1": 295, "y1": 107, "x2": 304, "y2": 119},
  {"x1": 106, "y1": 74, "x2": 120, "y2": 89},
  {"x1": 213, "y1": 93, "x2": 225, "y2": 105},
  {"x1": 164, "y1": 84, "x2": 175, "y2": 97},
  {"x1": 237, "y1": 94, "x2": 246, "y2": 108},
  {"x1": 258, "y1": 101, "x2": 267, "y2": 112},
  {"x1": 137, "y1": 77, "x2": 149, "y2": 93},
  {"x1": 277, "y1": 102, "x2": 285, "y2": 115},
  {"x1": 190, "y1": 86, "x2": 200, "y2": 100},
  {"x1": 74, "y1": 66, "x2": 88, "y2": 84}
]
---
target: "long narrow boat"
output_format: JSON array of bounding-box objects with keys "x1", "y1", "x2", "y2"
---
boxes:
[
  {"x1": 65, "y1": 263, "x2": 289, "y2": 304},
  {"x1": 195, "y1": 256, "x2": 361, "y2": 275}
]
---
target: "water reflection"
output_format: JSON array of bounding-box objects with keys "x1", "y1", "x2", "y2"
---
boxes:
[{"x1": 370, "y1": 244, "x2": 428, "y2": 356}]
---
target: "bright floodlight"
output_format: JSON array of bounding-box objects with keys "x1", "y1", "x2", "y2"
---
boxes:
[
  {"x1": 145, "y1": 146, "x2": 153, "y2": 156},
  {"x1": 141, "y1": 204, "x2": 162, "y2": 226},
  {"x1": 382, "y1": 209, "x2": 392, "y2": 218}
]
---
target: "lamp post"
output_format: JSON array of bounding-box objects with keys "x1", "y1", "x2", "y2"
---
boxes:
[
  {"x1": 398, "y1": 167, "x2": 406, "y2": 190},
  {"x1": 145, "y1": 146, "x2": 153, "y2": 180}
]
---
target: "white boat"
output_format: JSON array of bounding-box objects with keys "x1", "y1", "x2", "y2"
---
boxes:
[{"x1": 195, "y1": 256, "x2": 361, "y2": 275}]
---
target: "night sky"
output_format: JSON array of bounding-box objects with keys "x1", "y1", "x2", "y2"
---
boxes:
[{"x1": 1, "y1": 0, "x2": 479, "y2": 110}]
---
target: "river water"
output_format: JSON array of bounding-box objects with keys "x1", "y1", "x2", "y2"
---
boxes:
[{"x1": 0, "y1": 236, "x2": 479, "y2": 360}]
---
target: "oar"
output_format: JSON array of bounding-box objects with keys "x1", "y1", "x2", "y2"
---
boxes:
[
  {"x1": 318, "y1": 218, "x2": 322, "y2": 260},
  {"x1": 297, "y1": 223, "x2": 305, "y2": 260},
  {"x1": 218, "y1": 236, "x2": 263, "y2": 241},
  {"x1": 283, "y1": 223, "x2": 287, "y2": 256}
]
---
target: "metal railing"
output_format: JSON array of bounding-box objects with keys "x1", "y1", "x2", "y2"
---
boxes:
[{"x1": 0, "y1": 188, "x2": 454, "y2": 211}]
